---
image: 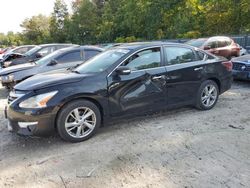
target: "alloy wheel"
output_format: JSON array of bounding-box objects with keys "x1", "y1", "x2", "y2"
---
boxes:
[
  {"x1": 201, "y1": 84, "x2": 218, "y2": 108},
  {"x1": 65, "y1": 107, "x2": 96, "y2": 138}
]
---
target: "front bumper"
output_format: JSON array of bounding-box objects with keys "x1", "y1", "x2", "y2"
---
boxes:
[
  {"x1": 5, "y1": 105, "x2": 57, "y2": 136},
  {"x1": 232, "y1": 70, "x2": 250, "y2": 80}
]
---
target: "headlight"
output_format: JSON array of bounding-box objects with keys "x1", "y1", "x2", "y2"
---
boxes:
[{"x1": 19, "y1": 91, "x2": 58, "y2": 108}]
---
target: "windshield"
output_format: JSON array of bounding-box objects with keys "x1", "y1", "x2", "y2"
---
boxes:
[
  {"x1": 186, "y1": 39, "x2": 207, "y2": 48},
  {"x1": 25, "y1": 46, "x2": 40, "y2": 56},
  {"x1": 35, "y1": 50, "x2": 62, "y2": 65},
  {"x1": 74, "y1": 48, "x2": 130, "y2": 74}
]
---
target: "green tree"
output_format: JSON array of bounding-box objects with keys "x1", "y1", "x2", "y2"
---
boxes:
[
  {"x1": 20, "y1": 14, "x2": 51, "y2": 44},
  {"x1": 68, "y1": 0, "x2": 99, "y2": 44},
  {"x1": 50, "y1": 0, "x2": 69, "y2": 42}
]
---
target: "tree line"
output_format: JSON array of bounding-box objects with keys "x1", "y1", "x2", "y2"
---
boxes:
[{"x1": 0, "y1": 0, "x2": 249, "y2": 47}]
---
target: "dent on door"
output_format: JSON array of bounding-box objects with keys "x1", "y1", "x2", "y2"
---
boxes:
[{"x1": 108, "y1": 71, "x2": 165, "y2": 115}]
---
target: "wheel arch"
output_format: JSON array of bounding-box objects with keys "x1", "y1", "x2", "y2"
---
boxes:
[
  {"x1": 54, "y1": 95, "x2": 105, "y2": 130},
  {"x1": 206, "y1": 77, "x2": 221, "y2": 93}
]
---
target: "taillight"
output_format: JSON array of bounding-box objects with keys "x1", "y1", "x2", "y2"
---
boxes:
[{"x1": 222, "y1": 61, "x2": 232, "y2": 71}]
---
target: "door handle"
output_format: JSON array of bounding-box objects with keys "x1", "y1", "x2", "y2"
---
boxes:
[
  {"x1": 152, "y1": 75, "x2": 164, "y2": 80},
  {"x1": 194, "y1": 67, "x2": 203, "y2": 71}
]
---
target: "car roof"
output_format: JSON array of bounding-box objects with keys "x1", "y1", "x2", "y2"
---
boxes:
[
  {"x1": 116, "y1": 42, "x2": 195, "y2": 50},
  {"x1": 38, "y1": 43, "x2": 74, "y2": 47},
  {"x1": 54, "y1": 45, "x2": 104, "y2": 54}
]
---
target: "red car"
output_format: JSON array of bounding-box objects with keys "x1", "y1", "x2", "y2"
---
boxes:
[{"x1": 186, "y1": 36, "x2": 240, "y2": 59}]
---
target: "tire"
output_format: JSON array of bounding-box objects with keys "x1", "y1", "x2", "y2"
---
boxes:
[
  {"x1": 196, "y1": 80, "x2": 219, "y2": 110},
  {"x1": 57, "y1": 100, "x2": 101, "y2": 142}
]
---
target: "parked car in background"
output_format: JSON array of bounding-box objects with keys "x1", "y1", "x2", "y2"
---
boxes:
[
  {"x1": 0, "y1": 53, "x2": 25, "y2": 68},
  {"x1": 6, "y1": 42, "x2": 232, "y2": 142},
  {"x1": 0, "y1": 46, "x2": 103, "y2": 89},
  {"x1": 231, "y1": 55, "x2": 250, "y2": 80},
  {"x1": 9, "y1": 45, "x2": 36, "y2": 55},
  {"x1": 98, "y1": 43, "x2": 123, "y2": 49},
  {"x1": 237, "y1": 44, "x2": 248, "y2": 56},
  {"x1": 3, "y1": 44, "x2": 75, "y2": 68},
  {"x1": 0, "y1": 47, "x2": 14, "y2": 60},
  {"x1": 186, "y1": 36, "x2": 240, "y2": 59},
  {"x1": 0, "y1": 48, "x2": 5, "y2": 54}
]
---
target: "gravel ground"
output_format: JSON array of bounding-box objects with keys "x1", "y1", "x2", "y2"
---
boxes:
[{"x1": 0, "y1": 82, "x2": 249, "y2": 188}]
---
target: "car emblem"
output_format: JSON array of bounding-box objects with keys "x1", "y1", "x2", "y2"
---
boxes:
[{"x1": 241, "y1": 65, "x2": 246, "y2": 70}]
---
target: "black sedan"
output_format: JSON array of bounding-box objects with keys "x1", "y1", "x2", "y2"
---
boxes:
[
  {"x1": 4, "y1": 43, "x2": 75, "y2": 68},
  {"x1": 231, "y1": 55, "x2": 250, "y2": 80},
  {"x1": 6, "y1": 42, "x2": 232, "y2": 142},
  {"x1": 0, "y1": 46, "x2": 103, "y2": 89}
]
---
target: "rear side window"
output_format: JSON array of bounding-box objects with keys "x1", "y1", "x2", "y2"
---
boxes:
[
  {"x1": 85, "y1": 50, "x2": 101, "y2": 60},
  {"x1": 164, "y1": 47, "x2": 196, "y2": 65},
  {"x1": 123, "y1": 47, "x2": 161, "y2": 71},
  {"x1": 57, "y1": 51, "x2": 81, "y2": 63}
]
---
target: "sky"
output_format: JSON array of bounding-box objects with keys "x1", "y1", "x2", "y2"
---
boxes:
[{"x1": 0, "y1": 0, "x2": 73, "y2": 34}]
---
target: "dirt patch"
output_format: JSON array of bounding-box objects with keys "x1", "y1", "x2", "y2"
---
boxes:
[{"x1": 0, "y1": 81, "x2": 249, "y2": 188}]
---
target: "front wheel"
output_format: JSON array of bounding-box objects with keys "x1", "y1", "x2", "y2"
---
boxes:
[
  {"x1": 57, "y1": 100, "x2": 101, "y2": 142},
  {"x1": 196, "y1": 80, "x2": 219, "y2": 110}
]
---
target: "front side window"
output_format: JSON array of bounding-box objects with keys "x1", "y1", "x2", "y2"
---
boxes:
[
  {"x1": 38, "y1": 47, "x2": 56, "y2": 56},
  {"x1": 57, "y1": 51, "x2": 81, "y2": 63},
  {"x1": 165, "y1": 47, "x2": 196, "y2": 65},
  {"x1": 123, "y1": 48, "x2": 161, "y2": 71},
  {"x1": 85, "y1": 50, "x2": 101, "y2": 61},
  {"x1": 75, "y1": 48, "x2": 130, "y2": 74}
]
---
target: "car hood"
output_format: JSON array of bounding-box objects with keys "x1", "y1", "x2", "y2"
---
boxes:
[
  {"x1": 232, "y1": 55, "x2": 250, "y2": 64},
  {"x1": 0, "y1": 63, "x2": 36, "y2": 76},
  {"x1": 14, "y1": 71, "x2": 87, "y2": 91}
]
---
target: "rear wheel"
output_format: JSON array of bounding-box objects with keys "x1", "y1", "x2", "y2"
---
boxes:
[
  {"x1": 57, "y1": 100, "x2": 101, "y2": 142},
  {"x1": 196, "y1": 80, "x2": 219, "y2": 110}
]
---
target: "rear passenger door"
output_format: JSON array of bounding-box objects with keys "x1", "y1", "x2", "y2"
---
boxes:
[{"x1": 164, "y1": 46, "x2": 205, "y2": 106}]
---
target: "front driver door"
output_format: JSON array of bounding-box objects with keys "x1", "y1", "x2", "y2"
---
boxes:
[{"x1": 107, "y1": 47, "x2": 167, "y2": 117}]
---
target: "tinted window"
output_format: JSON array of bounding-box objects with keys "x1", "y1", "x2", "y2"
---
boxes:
[
  {"x1": 123, "y1": 48, "x2": 161, "y2": 71},
  {"x1": 57, "y1": 51, "x2": 81, "y2": 63},
  {"x1": 75, "y1": 49, "x2": 130, "y2": 74},
  {"x1": 38, "y1": 47, "x2": 56, "y2": 56},
  {"x1": 165, "y1": 47, "x2": 196, "y2": 65},
  {"x1": 85, "y1": 50, "x2": 100, "y2": 60},
  {"x1": 25, "y1": 46, "x2": 40, "y2": 56},
  {"x1": 196, "y1": 51, "x2": 206, "y2": 60}
]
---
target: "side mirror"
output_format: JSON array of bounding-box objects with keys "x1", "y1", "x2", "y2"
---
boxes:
[
  {"x1": 204, "y1": 46, "x2": 211, "y2": 50},
  {"x1": 48, "y1": 59, "x2": 58, "y2": 66},
  {"x1": 115, "y1": 66, "x2": 131, "y2": 75},
  {"x1": 35, "y1": 53, "x2": 43, "y2": 58}
]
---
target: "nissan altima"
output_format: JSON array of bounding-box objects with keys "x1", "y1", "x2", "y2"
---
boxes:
[{"x1": 6, "y1": 42, "x2": 232, "y2": 142}]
